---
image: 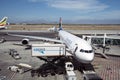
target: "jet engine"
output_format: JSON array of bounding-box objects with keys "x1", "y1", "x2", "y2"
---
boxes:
[{"x1": 22, "y1": 38, "x2": 29, "y2": 45}]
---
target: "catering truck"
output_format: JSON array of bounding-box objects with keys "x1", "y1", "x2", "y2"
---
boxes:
[{"x1": 32, "y1": 43, "x2": 71, "y2": 57}]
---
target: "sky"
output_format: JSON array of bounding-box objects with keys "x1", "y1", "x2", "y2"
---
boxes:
[{"x1": 0, "y1": 0, "x2": 120, "y2": 24}]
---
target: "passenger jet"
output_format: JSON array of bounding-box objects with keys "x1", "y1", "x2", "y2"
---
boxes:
[
  {"x1": 0, "y1": 17, "x2": 8, "y2": 29},
  {"x1": 8, "y1": 18, "x2": 94, "y2": 64}
]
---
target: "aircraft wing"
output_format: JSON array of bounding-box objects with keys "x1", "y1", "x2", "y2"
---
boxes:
[{"x1": 8, "y1": 33, "x2": 63, "y2": 43}]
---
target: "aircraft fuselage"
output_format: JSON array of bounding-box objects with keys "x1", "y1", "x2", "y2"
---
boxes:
[{"x1": 59, "y1": 30, "x2": 94, "y2": 63}]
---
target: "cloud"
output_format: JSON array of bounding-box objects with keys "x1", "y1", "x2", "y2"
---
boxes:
[
  {"x1": 73, "y1": 10, "x2": 120, "y2": 20},
  {"x1": 28, "y1": 0, "x2": 108, "y2": 12},
  {"x1": 99, "y1": 10, "x2": 120, "y2": 20}
]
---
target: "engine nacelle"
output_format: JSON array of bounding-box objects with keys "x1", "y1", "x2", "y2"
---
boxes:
[{"x1": 22, "y1": 38, "x2": 29, "y2": 45}]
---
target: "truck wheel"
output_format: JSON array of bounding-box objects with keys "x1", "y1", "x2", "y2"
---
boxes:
[
  {"x1": 41, "y1": 74, "x2": 44, "y2": 77},
  {"x1": 44, "y1": 74, "x2": 47, "y2": 77},
  {"x1": 38, "y1": 73, "x2": 40, "y2": 77},
  {"x1": 51, "y1": 72, "x2": 55, "y2": 76},
  {"x1": 8, "y1": 67, "x2": 11, "y2": 70},
  {"x1": 31, "y1": 70, "x2": 35, "y2": 77},
  {"x1": 31, "y1": 73, "x2": 34, "y2": 77},
  {"x1": 9, "y1": 52, "x2": 11, "y2": 55},
  {"x1": 16, "y1": 69, "x2": 19, "y2": 72},
  {"x1": 84, "y1": 77, "x2": 86, "y2": 80},
  {"x1": 12, "y1": 55, "x2": 13, "y2": 57}
]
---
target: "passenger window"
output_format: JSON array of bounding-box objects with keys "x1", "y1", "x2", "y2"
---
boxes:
[
  {"x1": 89, "y1": 50, "x2": 93, "y2": 53},
  {"x1": 80, "y1": 49, "x2": 84, "y2": 52}
]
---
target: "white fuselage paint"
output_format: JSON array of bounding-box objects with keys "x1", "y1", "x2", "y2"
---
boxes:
[{"x1": 59, "y1": 30, "x2": 94, "y2": 63}]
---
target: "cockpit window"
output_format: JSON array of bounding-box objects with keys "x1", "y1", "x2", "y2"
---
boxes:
[
  {"x1": 85, "y1": 50, "x2": 89, "y2": 53},
  {"x1": 88, "y1": 50, "x2": 93, "y2": 53},
  {"x1": 80, "y1": 49, "x2": 93, "y2": 53}
]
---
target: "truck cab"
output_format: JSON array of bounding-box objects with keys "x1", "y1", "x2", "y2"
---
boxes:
[
  {"x1": 65, "y1": 62, "x2": 76, "y2": 80},
  {"x1": 65, "y1": 62, "x2": 74, "y2": 71},
  {"x1": 9, "y1": 49, "x2": 21, "y2": 59}
]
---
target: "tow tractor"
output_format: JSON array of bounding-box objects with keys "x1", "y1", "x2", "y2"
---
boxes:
[
  {"x1": 82, "y1": 64, "x2": 102, "y2": 80},
  {"x1": 9, "y1": 49, "x2": 21, "y2": 60},
  {"x1": 65, "y1": 62, "x2": 77, "y2": 80}
]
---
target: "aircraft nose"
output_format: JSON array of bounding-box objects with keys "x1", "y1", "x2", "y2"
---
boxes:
[
  {"x1": 75, "y1": 52, "x2": 94, "y2": 64},
  {"x1": 84, "y1": 53, "x2": 94, "y2": 63}
]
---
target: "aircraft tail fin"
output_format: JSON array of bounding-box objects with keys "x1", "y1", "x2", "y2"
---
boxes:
[
  {"x1": 59, "y1": 17, "x2": 63, "y2": 30},
  {"x1": 0, "y1": 17, "x2": 8, "y2": 27}
]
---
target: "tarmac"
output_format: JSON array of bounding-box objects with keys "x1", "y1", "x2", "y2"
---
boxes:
[{"x1": 0, "y1": 31, "x2": 120, "y2": 80}]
